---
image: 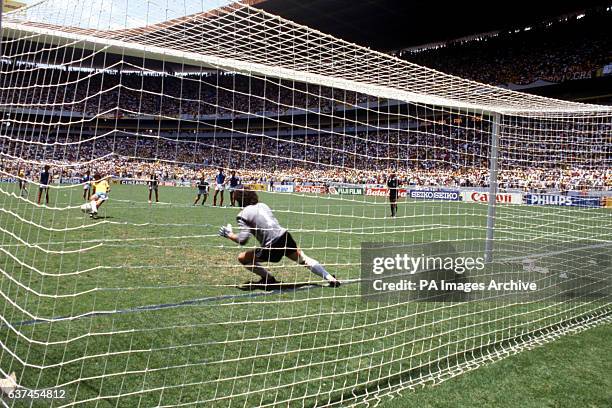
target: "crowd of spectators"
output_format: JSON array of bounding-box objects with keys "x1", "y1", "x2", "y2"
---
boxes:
[
  {"x1": 0, "y1": 65, "x2": 375, "y2": 118},
  {"x1": 1, "y1": 11, "x2": 610, "y2": 194},
  {"x1": 2, "y1": 124, "x2": 610, "y2": 192},
  {"x1": 1, "y1": 12, "x2": 609, "y2": 121},
  {"x1": 397, "y1": 11, "x2": 611, "y2": 86}
]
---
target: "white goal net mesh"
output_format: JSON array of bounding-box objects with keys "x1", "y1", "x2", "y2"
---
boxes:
[{"x1": 0, "y1": 0, "x2": 610, "y2": 406}]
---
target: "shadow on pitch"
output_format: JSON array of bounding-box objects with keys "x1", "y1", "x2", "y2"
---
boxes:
[
  {"x1": 90, "y1": 215, "x2": 114, "y2": 220},
  {"x1": 235, "y1": 280, "x2": 322, "y2": 292}
]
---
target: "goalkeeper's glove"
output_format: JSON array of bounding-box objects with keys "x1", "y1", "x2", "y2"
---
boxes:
[{"x1": 218, "y1": 224, "x2": 233, "y2": 238}]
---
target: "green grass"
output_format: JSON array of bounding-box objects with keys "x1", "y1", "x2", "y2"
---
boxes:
[
  {"x1": 381, "y1": 322, "x2": 611, "y2": 408},
  {"x1": 0, "y1": 183, "x2": 610, "y2": 407}
]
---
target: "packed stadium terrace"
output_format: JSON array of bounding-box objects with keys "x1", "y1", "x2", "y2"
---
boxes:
[
  {"x1": 1, "y1": 11, "x2": 610, "y2": 119},
  {"x1": 1, "y1": 13, "x2": 611, "y2": 195},
  {"x1": 398, "y1": 10, "x2": 611, "y2": 86},
  {"x1": 2, "y1": 126, "x2": 611, "y2": 191},
  {"x1": 0, "y1": 64, "x2": 374, "y2": 117},
  {"x1": 2, "y1": 9, "x2": 611, "y2": 119}
]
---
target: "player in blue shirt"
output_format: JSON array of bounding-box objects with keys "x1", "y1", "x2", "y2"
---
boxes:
[
  {"x1": 37, "y1": 165, "x2": 51, "y2": 205},
  {"x1": 213, "y1": 168, "x2": 226, "y2": 207},
  {"x1": 81, "y1": 170, "x2": 92, "y2": 200},
  {"x1": 228, "y1": 171, "x2": 240, "y2": 207}
]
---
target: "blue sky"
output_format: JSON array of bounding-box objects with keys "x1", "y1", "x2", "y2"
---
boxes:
[{"x1": 15, "y1": 0, "x2": 234, "y2": 29}]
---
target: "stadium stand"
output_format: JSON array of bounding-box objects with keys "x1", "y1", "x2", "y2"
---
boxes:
[{"x1": 397, "y1": 10, "x2": 612, "y2": 86}]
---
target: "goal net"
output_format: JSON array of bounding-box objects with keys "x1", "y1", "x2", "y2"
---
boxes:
[{"x1": 0, "y1": 0, "x2": 610, "y2": 406}]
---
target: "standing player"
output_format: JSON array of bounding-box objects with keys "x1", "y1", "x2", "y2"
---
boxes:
[
  {"x1": 87, "y1": 174, "x2": 111, "y2": 218},
  {"x1": 148, "y1": 172, "x2": 159, "y2": 203},
  {"x1": 37, "y1": 165, "x2": 51, "y2": 205},
  {"x1": 228, "y1": 170, "x2": 240, "y2": 207},
  {"x1": 193, "y1": 175, "x2": 210, "y2": 205},
  {"x1": 17, "y1": 167, "x2": 28, "y2": 198},
  {"x1": 387, "y1": 173, "x2": 399, "y2": 217},
  {"x1": 213, "y1": 168, "x2": 226, "y2": 207},
  {"x1": 81, "y1": 170, "x2": 92, "y2": 201},
  {"x1": 218, "y1": 186, "x2": 340, "y2": 287}
]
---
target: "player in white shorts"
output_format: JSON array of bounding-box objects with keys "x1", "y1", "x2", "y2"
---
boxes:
[
  {"x1": 81, "y1": 170, "x2": 92, "y2": 200},
  {"x1": 213, "y1": 168, "x2": 226, "y2": 206},
  {"x1": 86, "y1": 174, "x2": 110, "y2": 218}
]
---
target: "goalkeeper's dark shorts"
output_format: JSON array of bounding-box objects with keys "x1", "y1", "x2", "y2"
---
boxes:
[{"x1": 255, "y1": 232, "x2": 298, "y2": 263}]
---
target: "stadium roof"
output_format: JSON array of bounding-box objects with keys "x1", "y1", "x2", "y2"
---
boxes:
[{"x1": 249, "y1": 0, "x2": 612, "y2": 51}]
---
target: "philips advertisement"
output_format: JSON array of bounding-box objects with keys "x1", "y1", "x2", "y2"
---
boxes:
[{"x1": 526, "y1": 194, "x2": 601, "y2": 208}]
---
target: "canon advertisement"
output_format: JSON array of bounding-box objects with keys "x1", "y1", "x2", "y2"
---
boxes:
[{"x1": 461, "y1": 191, "x2": 522, "y2": 204}]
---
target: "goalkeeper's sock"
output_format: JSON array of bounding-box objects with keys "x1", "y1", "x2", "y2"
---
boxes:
[
  {"x1": 90, "y1": 201, "x2": 97, "y2": 213},
  {"x1": 310, "y1": 263, "x2": 334, "y2": 281},
  {"x1": 299, "y1": 253, "x2": 332, "y2": 281}
]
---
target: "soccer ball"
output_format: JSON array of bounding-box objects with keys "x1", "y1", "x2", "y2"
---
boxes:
[{"x1": 80, "y1": 203, "x2": 91, "y2": 213}]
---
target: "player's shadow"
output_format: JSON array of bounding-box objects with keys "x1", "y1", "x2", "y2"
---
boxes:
[
  {"x1": 91, "y1": 215, "x2": 114, "y2": 219},
  {"x1": 235, "y1": 281, "x2": 322, "y2": 292}
]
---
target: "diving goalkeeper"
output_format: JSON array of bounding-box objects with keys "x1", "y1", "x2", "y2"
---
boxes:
[{"x1": 218, "y1": 186, "x2": 340, "y2": 287}]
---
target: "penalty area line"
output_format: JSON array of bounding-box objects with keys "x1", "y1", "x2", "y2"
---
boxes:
[{"x1": 6, "y1": 281, "x2": 355, "y2": 329}]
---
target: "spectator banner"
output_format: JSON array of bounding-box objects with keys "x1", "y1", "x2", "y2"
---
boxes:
[
  {"x1": 1, "y1": 177, "x2": 17, "y2": 183},
  {"x1": 461, "y1": 191, "x2": 522, "y2": 204},
  {"x1": 409, "y1": 189, "x2": 461, "y2": 201},
  {"x1": 245, "y1": 183, "x2": 267, "y2": 191},
  {"x1": 273, "y1": 185, "x2": 294, "y2": 193},
  {"x1": 526, "y1": 194, "x2": 601, "y2": 208},
  {"x1": 295, "y1": 185, "x2": 327, "y2": 194}
]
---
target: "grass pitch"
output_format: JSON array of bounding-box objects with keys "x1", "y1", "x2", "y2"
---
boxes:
[
  {"x1": 382, "y1": 322, "x2": 611, "y2": 408},
  {"x1": 0, "y1": 183, "x2": 609, "y2": 407}
]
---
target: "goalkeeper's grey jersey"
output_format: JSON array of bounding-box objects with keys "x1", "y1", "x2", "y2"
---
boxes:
[{"x1": 236, "y1": 203, "x2": 287, "y2": 246}]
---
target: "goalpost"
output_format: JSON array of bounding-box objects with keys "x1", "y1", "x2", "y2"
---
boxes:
[{"x1": 0, "y1": 1, "x2": 610, "y2": 406}]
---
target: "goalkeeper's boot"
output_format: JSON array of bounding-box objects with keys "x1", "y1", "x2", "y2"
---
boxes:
[
  {"x1": 246, "y1": 275, "x2": 280, "y2": 291},
  {"x1": 261, "y1": 275, "x2": 280, "y2": 286},
  {"x1": 328, "y1": 275, "x2": 341, "y2": 288}
]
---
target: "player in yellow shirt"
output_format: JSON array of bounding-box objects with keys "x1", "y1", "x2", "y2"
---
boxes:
[
  {"x1": 17, "y1": 167, "x2": 28, "y2": 197},
  {"x1": 88, "y1": 173, "x2": 111, "y2": 218}
]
